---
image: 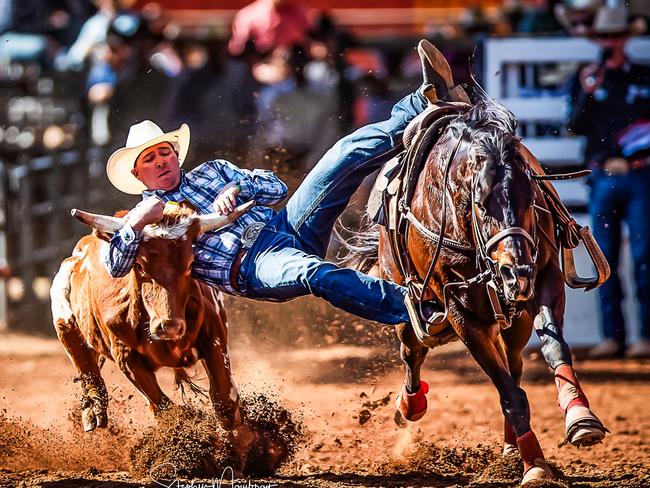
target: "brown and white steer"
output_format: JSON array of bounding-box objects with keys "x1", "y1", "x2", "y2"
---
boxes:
[{"x1": 51, "y1": 201, "x2": 253, "y2": 433}]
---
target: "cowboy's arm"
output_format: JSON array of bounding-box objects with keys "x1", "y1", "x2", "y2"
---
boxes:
[
  {"x1": 215, "y1": 159, "x2": 288, "y2": 205},
  {"x1": 105, "y1": 225, "x2": 142, "y2": 277},
  {"x1": 103, "y1": 197, "x2": 164, "y2": 277}
]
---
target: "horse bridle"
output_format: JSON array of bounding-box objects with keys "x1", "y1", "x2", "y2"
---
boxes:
[{"x1": 398, "y1": 130, "x2": 539, "y2": 329}]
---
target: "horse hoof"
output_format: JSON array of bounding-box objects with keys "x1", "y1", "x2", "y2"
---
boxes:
[
  {"x1": 566, "y1": 406, "x2": 607, "y2": 447},
  {"x1": 521, "y1": 460, "x2": 553, "y2": 485},
  {"x1": 502, "y1": 442, "x2": 518, "y2": 456},
  {"x1": 395, "y1": 381, "x2": 429, "y2": 421}
]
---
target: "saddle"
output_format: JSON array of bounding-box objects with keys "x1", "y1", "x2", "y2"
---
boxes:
[{"x1": 369, "y1": 100, "x2": 470, "y2": 231}]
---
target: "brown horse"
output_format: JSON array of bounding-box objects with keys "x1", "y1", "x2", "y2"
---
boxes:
[{"x1": 347, "y1": 98, "x2": 608, "y2": 484}]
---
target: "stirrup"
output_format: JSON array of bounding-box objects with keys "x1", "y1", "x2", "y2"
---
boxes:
[{"x1": 404, "y1": 294, "x2": 449, "y2": 347}]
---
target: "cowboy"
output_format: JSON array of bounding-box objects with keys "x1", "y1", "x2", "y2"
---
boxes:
[
  {"x1": 559, "y1": 2, "x2": 650, "y2": 359},
  {"x1": 104, "y1": 41, "x2": 464, "y2": 337}
]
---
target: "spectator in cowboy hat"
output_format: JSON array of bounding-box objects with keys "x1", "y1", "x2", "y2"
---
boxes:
[{"x1": 562, "y1": 2, "x2": 650, "y2": 359}]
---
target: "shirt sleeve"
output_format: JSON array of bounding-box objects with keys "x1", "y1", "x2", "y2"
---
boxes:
[
  {"x1": 104, "y1": 223, "x2": 142, "y2": 278},
  {"x1": 228, "y1": 9, "x2": 251, "y2": 56},
  {"x1": 216, "y1": 160, "x2": 288, "y2": 205}
]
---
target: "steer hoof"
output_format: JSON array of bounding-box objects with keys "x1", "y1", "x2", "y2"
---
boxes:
[
  {"x1": 78, "y1": 376, "x2": 108, "y2": 432},
  {"x1": 566, "y1": 406, "x2": 608, "y2": 447},
  {"x1": 395, "y1": 380, "x2": 429, "y2": 422},
  {"x1": 81, "y1": 405, "x2": 107, "y2": 432}
]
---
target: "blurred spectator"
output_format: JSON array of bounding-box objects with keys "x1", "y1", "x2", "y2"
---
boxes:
[
  {"x1": 87, "y1": 15, "x2": 170, "y2": 147},
  {"x1": 513, "y1": 0, "x2": 564, "y2": 34},
  {"x1": 0, "y1": 0, "x2": 92, "y2": 66},
  {"x1": 161, "y1": 38, "x2": 256, "y2": 163},
  {"x1": 54, "y1": 0, "x2": 123, "y2": 72},
  {"x1": 228, "y1": 0, "x2": 313, "y2": 57},
  {"x1": 564, "y1": 3, "x2": 650, "y2": 359},
  {"x1": 308, "y1": 12, "x2": 355, "y2": 132},
  {"x1": 251, "y1": 45, "x2": 340, "y2": 171}
]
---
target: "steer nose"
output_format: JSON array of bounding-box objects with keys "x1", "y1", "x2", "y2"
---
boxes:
[
  {"x1": 152, "y1": 318, "x2": 186, "y2": 340},
  {"x1": 500, "y1": 264, "x2": 535, "y2": 301}
]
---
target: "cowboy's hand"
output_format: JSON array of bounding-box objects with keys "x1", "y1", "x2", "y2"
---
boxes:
[
  {"x1": 126, "y1": 197, "x2": 165, "y2": 232},
  {"x1": 213, "y1": 182, "x2": 241, "y2": 215},
  {"x1": 579, "y1": 64, "x2": 605, "y2": 94}
]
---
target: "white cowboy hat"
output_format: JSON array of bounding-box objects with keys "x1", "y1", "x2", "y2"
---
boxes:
[
  {"x1": 106, "y1": 120, "x2": 190, "y2": 194},
  {"x1": 590, "y1": 6, "x2": 647, "y2": 36}
]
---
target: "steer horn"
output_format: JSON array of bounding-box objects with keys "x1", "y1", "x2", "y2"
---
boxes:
[
  {"x1": 198, "y1": 200, "x2": 256, "y2": 233},
  {"x1": 71, "y1": 209, "x2": 126, "y2": 233}
]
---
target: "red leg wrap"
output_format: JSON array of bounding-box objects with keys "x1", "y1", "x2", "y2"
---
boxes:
[
  {"x1": 516, "y1": 430, "x2": 545, "y2": 471},
  {"x1": 395, "y1": 380, "x2": 429, "y2": 421},
  {"x1": 554, "y1": 364, "x2": 589, "y2": 414}
]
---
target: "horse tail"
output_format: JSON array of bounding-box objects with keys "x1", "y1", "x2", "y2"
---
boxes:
[{"x1": 333, "y1": 217, "x2": 380, "y2": 274}]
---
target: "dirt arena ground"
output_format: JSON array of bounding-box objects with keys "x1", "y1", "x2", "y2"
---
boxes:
[{"x1": 1, "y1": 297, "x2": 649, "y2": 487}]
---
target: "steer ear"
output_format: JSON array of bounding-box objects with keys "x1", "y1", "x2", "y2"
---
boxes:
[
  {"x1": 71, "y1": 209, "x2": 126, "y2": 233},
  {"x1": 198, "y1": 200, "x2": 256, "y2": 233}
]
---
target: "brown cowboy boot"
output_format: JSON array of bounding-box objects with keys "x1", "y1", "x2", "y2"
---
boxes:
[{"x1": 418, "y1": 40, "x2": 470, "y2": 104}]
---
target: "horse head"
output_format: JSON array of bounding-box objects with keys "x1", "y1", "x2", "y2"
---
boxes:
[{"x1": 452, "y1": 99, "x2": 537, "y2": 302}]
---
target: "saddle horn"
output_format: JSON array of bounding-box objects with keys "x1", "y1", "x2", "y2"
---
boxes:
[{"x1": 562, "y1": 226, "x2": 610, "y2": 291}]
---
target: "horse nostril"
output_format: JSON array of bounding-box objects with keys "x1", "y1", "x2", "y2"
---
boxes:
[
  {"x1": 500, "y1": 264, "x2": 516, "y2": 284},
  {"x1": 516, "y1": 265, "x2": 535, "y2": 279}
]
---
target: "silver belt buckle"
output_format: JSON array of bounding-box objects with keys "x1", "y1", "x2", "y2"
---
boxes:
[{"x1": 241, "y1": 222, "x2": 265, "y2": 249}]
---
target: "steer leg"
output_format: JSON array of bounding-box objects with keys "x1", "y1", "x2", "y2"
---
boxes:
[
  {"x1": 459, "y1": 317, "x2": 552, "y2": 485},
  {"x1": 199, "y1": 333, "x2": 241, "y2": 431},
  {"x1": 114, "y1": 347, "x2": 172, "y2": 414},
  {"x1": 51, "y1": 260, "x2": 108, "y2": 432},
  {"x1": 395, "y1": 322, "x2": 430, "y2": 421},
  {"x1": 534, "y1": 265, "x2": 607, "y2": 447},
  {"x1": 54, "y1": 316, "x2": 108, "y2": 432}
]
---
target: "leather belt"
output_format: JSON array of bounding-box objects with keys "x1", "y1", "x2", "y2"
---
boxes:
[
  {"x1": 229, "y1": 222, "x2": 266, "y2": 293},
  {"x1": 229, "y1": 248, "x2": 246, "y2": 293}
]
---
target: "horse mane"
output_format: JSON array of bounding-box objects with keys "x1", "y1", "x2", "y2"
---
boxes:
[{"x1": 450, "y1": 96, "x2": 520, "y2": 171}]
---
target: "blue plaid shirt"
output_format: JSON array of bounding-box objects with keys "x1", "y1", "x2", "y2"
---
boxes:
[{"x1": 105, "y1": 159, "x2": 288, "y2": 294}]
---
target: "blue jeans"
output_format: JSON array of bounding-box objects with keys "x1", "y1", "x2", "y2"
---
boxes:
[
  {"x1": 238, "y1": 90, "x2": 428, "y2": 324},
  {"x1": 589, "y1": 167, "x2": 650, "y2": 344}
]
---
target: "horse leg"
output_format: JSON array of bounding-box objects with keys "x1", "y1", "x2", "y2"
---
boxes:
[
  {"x1": 535, "y1": 266, "x2": 607, "y2": 447},
  {"x1": 501, "y1": 315, "x2": 534, "y2": 456},
  {"x1": 395, "y1": 323, "x2": 430, "y2": 421},
  {"x1": 462, "y1": 320, "x2": 552, "y2": 484},
  {"x1": 113, "y1": 346, "x2": 172, "y2": 415}
]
